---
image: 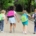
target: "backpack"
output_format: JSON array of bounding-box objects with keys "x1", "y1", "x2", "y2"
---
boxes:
[
  {"x1": 21, "y1": 13, "x2": 28, "y2": 22},
  {"x1": 7, "y1": 10, "x2": 14, "y2": 17}
]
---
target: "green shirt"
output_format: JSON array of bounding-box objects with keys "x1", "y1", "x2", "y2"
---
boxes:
[{"x1": 0, "y1": 14, "x2": 4, "y2": 20}]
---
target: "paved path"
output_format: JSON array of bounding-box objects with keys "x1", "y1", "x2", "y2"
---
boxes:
[
  {"x1": 0, "y1": 20, "x2": 36, "y2": 36},
  {"x1": 0, "y1": 14, "x2": 36, "y2": 36}
]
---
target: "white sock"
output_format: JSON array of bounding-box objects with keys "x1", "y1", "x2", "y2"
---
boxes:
[{"x1": 24, "y1": 31, "x2": 27, "y2": 33}]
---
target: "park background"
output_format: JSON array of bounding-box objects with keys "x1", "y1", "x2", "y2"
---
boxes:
[
  {"x1": 0, "y1": 0, "x2": 36, "y2": 15},
  {"x1": 0, "y1": 0, "x2": 36, "y2": 36}
]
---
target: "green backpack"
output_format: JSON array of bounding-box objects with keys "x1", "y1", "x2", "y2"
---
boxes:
[
  {"x1": 0, "y1": 14, "x2": 3, "y2": 20},
  {"x1": 21, "y1": 14, "x2": 28, "y2": 22}
]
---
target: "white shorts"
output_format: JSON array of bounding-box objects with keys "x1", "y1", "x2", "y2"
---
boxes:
[{"x1": 8, "y1": 17, "x2": 16, "y2": 24}]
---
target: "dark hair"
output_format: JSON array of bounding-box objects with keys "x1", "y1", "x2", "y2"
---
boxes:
[{"x1": 7, "y1": 6, "x2": 14, "y2": 11}]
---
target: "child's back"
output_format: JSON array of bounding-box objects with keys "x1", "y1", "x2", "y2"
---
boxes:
[
  {"x1": 0, "y1": 14, "x2": 3, "y2": 20},
  {"x1": 0, "y1": 13, "x2": 5, "y2": 20},
  {"x1": 21, "y1": 13, "x2": 28, "y2": 22}
]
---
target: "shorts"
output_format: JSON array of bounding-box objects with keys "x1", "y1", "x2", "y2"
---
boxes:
[
  {"x1": 22, "y1": 21, "x2": 28, "y2": 26},
  {"x1": 8, "y1": 17, "x2": 16, "y2": 24}
]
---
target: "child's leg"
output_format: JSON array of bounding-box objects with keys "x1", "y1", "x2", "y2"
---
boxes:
[
  {"x1": 0, "y1": 23, "x2": 1, "y2": 31},
  {"x1": 34, "y1": 26, "x2": 36, "y2": 33},
  {"x1": 23, "y1": 25, "x2": 25, "y2": 31},
  {"x1": 24, "y1": 25, "x2": 28, "y2": 33},
  {"x1": 10, "y1": 23, "x2": 13, "y2": 32},
  {"x1": 22, "y1": 22, "x2": 27, "y2": 33},
  {"x1": 13, "y1": 23, "x2": 16, "y2": 28},
  {"x1": 1, "y1": 20, "x2": 4, "y2": 31},
  {"x1": 13, "y1": 23, "x2": 16, "y2": 32},
  {"x1": 34, "y1": 22, "x2": 36, "y2": 33}
]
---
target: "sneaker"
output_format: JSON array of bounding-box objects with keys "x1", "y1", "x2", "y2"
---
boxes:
[
  {"x1": 0, "y1": 30, "x2": 1, "y2": 32},
  {"x1": 9, "y1": 31, "x2": 12, "y2": 33},
  {"x1": 33, "y1": 33, "x2": 36, "y2": 34},
  {"x1": 23, "y1": 31, "x2": 27, "y2": 34},
  {"x1": 24, "y1": 32, "x2": 27, "y2": 34},
  {"x1": 1, "y1": 31, "x2": 4, "y2": 33}
]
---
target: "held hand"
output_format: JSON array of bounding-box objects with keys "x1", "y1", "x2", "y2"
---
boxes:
[
  {"x1": 18, "y1": 20, "x2": 20, "y2": 22},
  {"x1": 6, "y1": 21, "x2": 8, "y2": 24}
]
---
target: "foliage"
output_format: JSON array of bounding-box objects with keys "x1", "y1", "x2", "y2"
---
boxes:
[
  {"x1": 0, "y1": 0, "x2": 35, "y2": 10},
  {"x1": 0, "y1": 0, "x2": 15, "y2": 9}
]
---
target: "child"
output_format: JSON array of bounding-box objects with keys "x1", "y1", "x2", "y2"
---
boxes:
[
  {"x1": 21, "y1": 10, "x2": 31, "y2": 34},
  {"x1": 7, "y1": 6, "x2": 20, "y2": 33},
  {"x1": 0, "y1": 10, "x2": 6, "y2": 32},
  {"x1": 32, "y1": 9, "x2": 36, "y2": 34}
]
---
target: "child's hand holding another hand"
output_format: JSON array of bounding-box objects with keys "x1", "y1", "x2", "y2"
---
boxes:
[
  {"x1": 6, "y1": 21, "x2": 8, "y2": 24},
  {"x1": 18, "y1": 19, "x2": 20, "y2": 22}
]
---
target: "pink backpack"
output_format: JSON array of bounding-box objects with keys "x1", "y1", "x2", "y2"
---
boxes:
[{"x1": 7, "y1": 10, "x2": 14, "y2": 17}]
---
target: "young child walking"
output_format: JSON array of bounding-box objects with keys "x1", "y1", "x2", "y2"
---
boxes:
[
  {"x1": 32, "y1": 9, "x2": 36, "y2": 34},
  {"x1": 21, "y1": 10, "x2": 31, "y2": 34},
  {"x1": 7, "y1": 6, "x2": 20, "y2": 33},
  {"x1": 0, "y1": 10, "x2": 6, "y2": 33}
]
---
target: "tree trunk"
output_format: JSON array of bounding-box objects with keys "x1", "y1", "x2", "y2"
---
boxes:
[{"x1": 28, "y1": 0, "x2": 31, "y2": 13}]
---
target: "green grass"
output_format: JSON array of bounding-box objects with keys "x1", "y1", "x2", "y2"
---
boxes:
[
  {"x1": 17, "y1": 12, "x2": 23, "y2": 15},
  {"x1": 29, "y1": 12, "x2": 34, "y2": 15},
  {"x1": 17, "y1": 12, "x2": 34, "y2": 15}
]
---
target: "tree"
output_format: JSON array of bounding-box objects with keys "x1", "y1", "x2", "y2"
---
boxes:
[
  {"x1": 15, "y1": 0, "x2": 29, "y2": 10},
  {"x1": 0, "y1": 0, "x2": 9, "y2": 9},
  {"x1": 0, "y1": 0, "x2": 35, "y2": 12}
]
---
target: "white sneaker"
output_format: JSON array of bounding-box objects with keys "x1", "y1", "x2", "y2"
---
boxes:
[
  {"x1": 24, "y1": 32, "x2": 27, "y2": 34},
  {"x1": 23, "y1": 31, "x2": 27, "y2": 34},
  {"x1": 1, "y1": 31, "x2": 4, "y2": 33},
  {"x1": 0, "y1": 30, "x2": 1, "y2": 32}
]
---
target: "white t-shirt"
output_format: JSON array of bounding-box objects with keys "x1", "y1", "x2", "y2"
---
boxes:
[
  {"x1": 32, "y1": 13, "x2": 36, "y2": 18},
  {"x1": 32, "y1": 14, "x2": 34, "y2": 18},
  {"x1": 32, "y1": 13, "x2": 36, "y2": 21},
  {"x1": 1, "y1": 14, "x2": 6, "y2": 20},
  {"x1": 14, "y1": 11, "x2": 16, "y2": 14},
  {"x1": 14, "y1": 11, "x2": 17, "y2": 17}
]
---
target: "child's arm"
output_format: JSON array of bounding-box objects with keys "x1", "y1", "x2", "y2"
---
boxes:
[
  {"x1": 3, "y1": 15, "x2": 8, "y2": 24},
  {"x1": 15, "y1": 13, "x2": 20, "y2": 22},
  {"x1": 27, "y1": 14, "x2": 31, "y2": 18},
  {"x1": 14, "y1": 11, "x2": 20, "y2": 22},
  {"x1": 32, "y1": 14, "x2": 34, "y2": 19}
]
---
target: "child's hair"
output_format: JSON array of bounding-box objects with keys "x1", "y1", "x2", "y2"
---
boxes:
[
  {"x1": 34, "y1": 9, "x2": 36, "y2": 11},
  {"x1": 7, "y1": 6, "x2": 14, "y2": 11},
  {"x1": 34, "y1": 9, "x2": 36, "y2": 12},
  {"x1": 1, "y1": 10, "x2": 6, "y2": 14},
  {"x1": 23, "y1": 10, "x2": 28, "y2": 13}
]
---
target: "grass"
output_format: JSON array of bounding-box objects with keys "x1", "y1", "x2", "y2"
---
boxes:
[
  {"x1": 17, "y1": 12, "x2": 23, "y2": 15},
  {"x1": 17, "y1": 12, "x2": 34, "y2": 15}
]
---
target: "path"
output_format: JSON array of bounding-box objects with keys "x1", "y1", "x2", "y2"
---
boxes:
[{"x1": 0, "y1": 14, "x2": 36, "y2": 36}]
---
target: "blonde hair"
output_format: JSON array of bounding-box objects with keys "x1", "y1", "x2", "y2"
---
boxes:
[
  {"x1": 1, "y1": 10, "x2": 6, "y2": 14},
  {"x1": 23, "y1": 10, "x2": 28, "y2": 13}
]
